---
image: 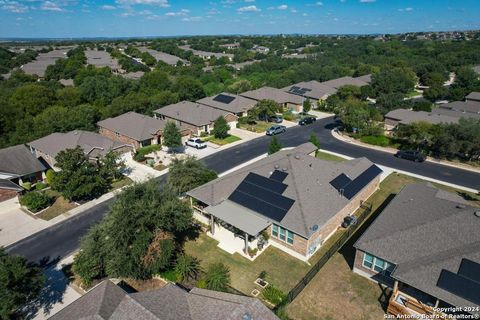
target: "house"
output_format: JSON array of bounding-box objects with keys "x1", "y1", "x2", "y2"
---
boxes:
[
  {"x1": 49, "y1": 280, "x2": 279, "y2": 320},
  {"x1": 20, "y1": 49, "x2": 68, "y2": 78},
  {"x1": 282, "y1": 80, "x2": 337, "y2": 102},
  {"x1": 178, "y1": 45, "x2": 234, "y2": 61},
  {"x1": 219, "y1": 42, "x2": 240, "y2": 50},
  {"x1": 465, "y1": 91, "x2": 480, "y2": 104},
  {"x1": 138, "y1": 47, "x2": 187, "y2": 66},
  {"x1": 85, "y1": 49, "x2": 120, "y2": 72},
  {"x1": 473, "y1": 65, "x2": 480, "y2": 76},
  {"x1": 154, "y1": 101, "x2": 238, "y2": 136},
  {"x1": 197, "y1": 93, "x2": 257, "y2": 117},
  {"x1": 239, "y1": 86, "x2": 304, "y2": 113},
  {"x1": 187, "y1": 143, "x2": 382, "y2": 261},
  {"x1": 28, "y1": 130, "x2": 133, "y2": 168},
  {"x1": 0, "y1": 144, "x2": 46, "y2": 202},
  {"x1": 251, "y1": 45, "x2": 270, "y2": 54},
  {"x1": 383, "y1": 109, "x2": 459, "y2": 131},
  {"x1": 97, "y1": 111, "x2": 190, "y2": 150},
  {"x1": 353, "y1": 183, "x2": 480, "y2": 317},
  {"x1": 318, "y1": 75, "x2": 371, "y2": 90}
]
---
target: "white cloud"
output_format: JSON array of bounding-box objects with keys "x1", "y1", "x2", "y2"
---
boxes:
[
  {"x1": 182, "y1": 16, "x2": 202, "y2": 22},
  {"x1": 302, "y1": 13, "x2": 308, "y2": 16},
  {"x1": 207, "y1": 8, "x2": 220, "y2": 15},
  {"x1": 277, "y1": 4, "x2": 287, "y2": 10},
  {"x1": 237, "y1": 5, "x2": 260, "y2": 12},
  {"x1": 115, "y1": 0, "x2": 169, "y2": 7},
  {"x1": 165, "y1": 8, "x2": 189, "y2": 16},
  {"x1": 244, "y1": 0, "x2": 255, "y2": 2},
  {"x1": 290, "y1": 8, "x2": 297, "y2": 13},
  {"x1": 398, "y1": 7, "x2": 413, "y2": 12},
  {"x1": 359, "y1": 0, "x2": 375, "y2": 3},
  {"x1": 40, "y1": 1, "x2": 64, "y2": 11},
  {"x1": 101, "y1": 5, "x2": 116, "y2": 10},
  {"x1": 315, "y1": 1, "x2": 323, "y2": 5},
  {"x1": 1, "y1": 1, "x2": 29, "y2": 13}
]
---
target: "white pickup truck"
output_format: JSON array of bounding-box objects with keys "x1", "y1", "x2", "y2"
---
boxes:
[{"x1": 185, "y1": 138, "x2": 207, "y2": 149}]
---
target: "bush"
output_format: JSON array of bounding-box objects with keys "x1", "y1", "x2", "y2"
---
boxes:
[
  {"x1": 174, "y1": 254, "x2": 201, "y2": 282},
  {"x1": 262, "y1": 285, "x2": 286, "y2": 305},
  {"x1": 46, "y1": 169, "x2": 55, "y2": 185},
  {"x1": 196, "y1": 278, "x2": 207, "y2": 289},
  {"x1": 21, "y1": 182, "x2": 32, "y2": 191},
  {"x1": 360, "y1": 135, "x2": 391, "y2": 147},
  {"x1": 19, "y1": 192, "x2": 53, "y2": 213},
  {"x1": 259, "y1": 270, "x2": 267, "y2": 280},
  {"x1": 204, "y1": 263, "x2": 230, "y2": 292},
  {"x1": 133, "y1": 144, "x2": 162, "y2": 162},
  {"x1": 159, "y1": 269, "x2": 180, "y2": 282},
  {"x1": 35, "y1": 182, "x2": 47, "y2": 190}
]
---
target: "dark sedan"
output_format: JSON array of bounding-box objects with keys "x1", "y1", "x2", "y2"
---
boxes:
[
  {"x1": 394, "y1": 150, "x2": 426, "y2": 162},
  {"x1": 299, "y1": 116, "x2": 316, "y2": 125}
]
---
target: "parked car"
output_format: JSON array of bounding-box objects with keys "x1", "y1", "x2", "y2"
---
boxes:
[
  {"x1": 185, "y1": 138, "x2": 206, "y2": 149},
  {"x1": 266, "y1": 125, "x2": 287, "y2": 136},
  {"x1": 341, "y1": 215, "x2": 358, "y2": 228},
  {"x1": 299, "y1": 116, "x2": 316, "y2": 126},
  {"x1": 268, "y1": 115, "x2": 283, "y2": 123},
  {"x1": 394, "y1": 150, "x2": 425, "y2": 162}
]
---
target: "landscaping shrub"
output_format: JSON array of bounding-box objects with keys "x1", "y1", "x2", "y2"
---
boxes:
[
  {"x1": 46, "y1": 169, "x2": 55, "y2": 185},
  {"x1": 133, "y1": 144, "x2": 162, "y2": 162},
  {"x1": 174, "y1": 254, "x2": 201, "y2": 282},
  {"x1": 282, "y1": 111, "x2": 296, "y2": 121},
  {"x1": 262, "y1": 285, "x2": 286, "y2": 305},
  {"x1": 159, "y1": 269, "x2": 179, "y2": 282},
  {"x1": 360, "y1": 135, "x2": 391, "y2": 147},
  {"x1": 35, "y1": 182, "x2": 47, "y2": 190},
  {"x1": 20, "y1": 192, "x2": 53, "y2": 213},
  {"x1": 21, "y1": 182, "x2": 31, "y2": 191},
  {"x1": 204, "y1": 263, "x2": 230, "y2": 292}
]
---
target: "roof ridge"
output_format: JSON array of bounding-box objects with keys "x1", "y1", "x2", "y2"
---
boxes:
[
  {"x1": 285, "y1": 154, "x2": 310, "y2": 236},
  {"x1": 125, "y1": 294, "x2": 162, "y2": 319}
]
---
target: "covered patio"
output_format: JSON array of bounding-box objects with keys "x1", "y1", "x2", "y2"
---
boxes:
[{"x1": 204, "y1": 200, "x2": 272, "y2": 260}]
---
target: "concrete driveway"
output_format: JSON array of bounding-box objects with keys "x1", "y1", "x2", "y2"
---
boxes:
[{"x1": 121, "y1": 153, "x2": 164, "y2": 183}]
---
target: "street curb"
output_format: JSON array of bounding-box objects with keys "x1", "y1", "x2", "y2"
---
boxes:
[{"x1": 331, "y1": 129, "x2": 480, "y2": 174}]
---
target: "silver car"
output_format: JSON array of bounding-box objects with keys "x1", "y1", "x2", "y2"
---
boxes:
[{"x1": 266, "y1": 125, "x2": 287, "y2": 136}]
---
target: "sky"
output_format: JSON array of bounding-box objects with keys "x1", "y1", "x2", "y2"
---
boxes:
[{"x1": 0, "y1": 0, "x2": 479, "y2": 38}]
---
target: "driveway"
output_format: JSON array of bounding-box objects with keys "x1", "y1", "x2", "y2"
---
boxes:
[{"x1": 121, "y1": 153, "x2": 163, "y2": 183}]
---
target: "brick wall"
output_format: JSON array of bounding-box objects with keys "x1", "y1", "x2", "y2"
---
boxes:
[
  {"x1": 224, "y1": 113, "x2": 238, "y2": 123},
  {"x1": 267, "y1": 224, "x2": 309, "y2": 256},
  {"x1": 353, "y1": 249, "x2": 395, "y2": 287},
  {"x1": 0, "y1": 189, "x2": 18, "y2": 202},
  {"x1": 99, "y1": 127, "x2": 142, "y2": 150}
]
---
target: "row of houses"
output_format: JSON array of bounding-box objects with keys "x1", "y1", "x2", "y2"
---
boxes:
[{"x1": 384, "y1": 92, "x2": 480, "y2": 130}]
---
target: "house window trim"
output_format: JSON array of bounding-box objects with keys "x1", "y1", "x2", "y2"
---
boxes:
[
  {"x1": 271, "y1": 224, "x2": 294, "y2": 246},
  {"x1": 363, "y1": 252, "x2": 392, "y2": 275}
]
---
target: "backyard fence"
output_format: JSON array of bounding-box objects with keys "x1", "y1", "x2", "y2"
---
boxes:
[{"x1": 276, "y1": 202, "x2": 373, "y2": 310}]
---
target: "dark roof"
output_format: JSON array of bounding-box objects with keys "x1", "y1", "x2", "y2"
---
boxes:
[
  {"x1": 154, "y1": 101, "x2": 233, "y2": 127},
  {"x1": 438, "y1": 101, "x2": 480, "y2": 114},
  {"x1": 239, "y1": 86, "x2": 303, "y2": 105},
  {"x1": 281, "y1": 81, "x2": 337, "y2": 100},
  {"x1": 384, "y1": 109, "x2": 459, "y2": 125},
  {"x1": 197, "y1": 93, "x2": 257, "y2": 114},
  {"x1": 355, "y1": 183, "x2": 480, "y2": 310},
  {"x1": 0, "y1": 144, "x2": 46, "y2": 177},
  {"x1": 0, "y1": 179, "x2": 23, "y2": 191},
  {"x1": 188, "y1": 143, "x2": 381, "y2": 238},
  {"x1": 319, "y1": 75, "x2": 370, "y2": 89},
  {"x1": 50, "y1": 281, "x2": 279, "y2": 320},
  {"x1": 466, "y1": 92, "x2": 480, "y2": 101}
]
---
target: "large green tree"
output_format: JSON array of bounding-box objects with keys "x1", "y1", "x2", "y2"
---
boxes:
[
  {"x1": 250, "y1": 99, "x2": 279, "y2": 120},
  {"x1": 268, "y1": 136, "x2": 282, "y2": 155},
  {"x1": 212, "y1": 116, "x2": 230, "y2": 139},
  {"x1": 167, "y1": 157, "x2": 218, "y2": 195},
  {"x1": 162, "y1": 122, "x2": 182, "y2": 150},
  {"x1": 0, "y1": 248, "x2": 45, "y2": 319}
]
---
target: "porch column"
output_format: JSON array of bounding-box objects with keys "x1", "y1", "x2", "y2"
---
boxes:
[
  {"x1": 244, "y1": 232, "x2": 248, "y2": 254},
  {"x1": 434, "y1": 299, "x2": 439, "y2": 308},
  {"x1": 393, "y1": 280, "x2": 399, "y2": 295},
  {"x1": 210, "y1": 215, "x2": 215, "y2": 235},
  {"x1": 189, "y1": 197, "x2": 193, "y2": 208}
]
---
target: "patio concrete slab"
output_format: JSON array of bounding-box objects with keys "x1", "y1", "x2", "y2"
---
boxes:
[{"x1": 121, "y1": 153, "x2": 163, "y2": 183}]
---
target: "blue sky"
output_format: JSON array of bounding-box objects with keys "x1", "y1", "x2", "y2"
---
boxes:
[{"x1": 1, "y1": 0, "x2": 479, "y2": 38}]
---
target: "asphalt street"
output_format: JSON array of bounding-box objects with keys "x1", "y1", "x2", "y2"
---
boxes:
[{"x1": 7, "y1": 116, "x2": 480, "y2": 263}]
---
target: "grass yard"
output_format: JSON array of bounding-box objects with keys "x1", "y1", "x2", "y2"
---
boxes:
[
  {"x1": 204, "y1": 134, "x2": 242, "y2": 146},
  {"x1": 184, "y1": 233, "x2": 310, "y2": 295},
  {"x1": 316, "y1": 151, "x2": 346, "y2": 162},
  {"x1": 36, "y1": 195, "x2": 77, "y2": 221},
  {"x1": 110, "y1": 176, "x2": 134, "y2": 190},
  {"x1": 238, "y1": 121, "x2": 272, "y2": 133}
]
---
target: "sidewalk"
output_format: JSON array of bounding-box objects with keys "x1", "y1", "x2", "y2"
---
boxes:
[{"x1": 331, "y1": 129, "x2": 480, "y2": 174}]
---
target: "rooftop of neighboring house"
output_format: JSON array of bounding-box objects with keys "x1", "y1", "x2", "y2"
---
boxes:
[
  {"x1": 0, "y1": 144, "x2": 46, "y2": 177},
  {"x1": 319, "y1": 75, "x2": 371, "y2": 89},
  {"x1": 197, "y1": 92, "x2": 257, "y2": 114},
  {"x1": 85, "y1": 49, "x2": 120, "y2": 69},
  {"x1": 178, "y1": 45, "x2": 233, "y2": 59},
  {"x1": 384, "y1": 109, "x2": 459, "y2": 125},
  {"x1": 59, "y1": 79, "x2": 74, "y2": 86},
  {"x1": 120, "y1": 71, "x2": 144, "y2": 80},
  {"x1": 154, "y1": 101, "x2": 232, "y2": 127},
  {"x1": 28, "y1": 130, "x2": 131, "y2": 160},
  {"x1": 0, "y1": 179, "x2": 23, "y2": 191},
  {"x1": 49, "y1": 280, "x2": 279, "y2": 320},
  {"x1": 20, "y1": 49, "x2": 68, "y2": 77},
  {"x1": 138, "y1": 47, "x2": 186, "y2": 65},
  {"x1": 97, "y1": 111, "x2": 173, "y2": 142},
  {"x1": 188, "y1": 143, "x2": 382, "y2": 238},
  {"x1": 282, "y1": 80, "x2": 337, "y2": 100},
  {"x1": 439, "y1": 100, "x2": 480, "y2": 114},
  {"x1": 433, "y1": 106, "x2": 480, "y2": 120},
  {"x1": 239, "y1": 86, "x2": 304, "y2": 105},
  {"x1": 355, "y1": 183, "x2": 480, "y2": 309},
  {"x1": 465, "y1": 91, "x2": 480, "y2": 101}
]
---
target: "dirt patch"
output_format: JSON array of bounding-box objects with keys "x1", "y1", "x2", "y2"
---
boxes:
[{"x1": 122, "y1": 278, "x2": 167, "y2": 292}]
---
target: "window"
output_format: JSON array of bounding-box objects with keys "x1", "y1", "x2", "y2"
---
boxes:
[
  {"x1": 363, "y1": 253, "x2": 374, "y2": 269},
  {"x1": 374, "y1": 258, "x2": 385, "y2": 272},
  {"x1": 287, "y1": 231, "x2": 294, "y2": 244},
  {"x1": 279, "y1": 228, "x2": 286, "y2": 241},
  {"x1": 272, "y1": 225, "x2": 278, "y2": 237}
]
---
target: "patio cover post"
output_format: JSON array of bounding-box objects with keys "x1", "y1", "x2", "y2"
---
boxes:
[
  {"x1": 244, "y1": 232, "x2": 248, "y2": 254},
  {"x1": 210, "y1": 215, "x2": 215, "y2": 235}
]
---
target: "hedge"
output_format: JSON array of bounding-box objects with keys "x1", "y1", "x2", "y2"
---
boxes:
[
  {"x1": 133, "y1": 144, "x2": 162, "y2": 162},
  {"x1": 20, "y1": 191, "x2": 53, "y2": 213},
  {"x1": 360, "y1": 135, "x2": 391, "y2": 147}
]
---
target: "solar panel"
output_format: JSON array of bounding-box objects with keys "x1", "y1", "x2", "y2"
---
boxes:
[
  {"x1": 270, "y1": 170, "x2": 288, "y2": 182},
  {"x1": 343, "y1": 165, "x2": 382, "y2": 199},
  {"x1": 330, "y1": 173, "x2": 351, "y2": 190},
  {"x1": 213, "y1": 94, "x2": 236, "y2": 104},
  {"x1": 458, "y1": 259, "x2": 480, "y2": 284},
  {"x1": 437, "y1": 270, "x2": 480, "y2": 305},
  {"x1": 229, "y1": 190, "x2": 290, "y2": 222},
  {"x1": 244, "y1": 173, "x2": 288, "y2": 194},
  {"x1": 236, "y1": 180, "x2": 295, "y2": 211}
]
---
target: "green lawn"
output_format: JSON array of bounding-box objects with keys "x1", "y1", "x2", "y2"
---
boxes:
[
  {"x1": 36, "y1": 194, "x2": 77, "y2": 221},
  {"x1": 316, "y1": 151, "x2": 346, "y2": 162},
  {"x1": 110, "y1": 176, "x2": 134, "y2": 191},
  {"x1": 184, "y1": 233, "x2": 310, "y2": 296},
  {"x1": 405, "y1": 90, "x2": 422, "y2": 98},
  {"x1": 238, "y1": 121, "x2": 272, "y2": 133},
  {"x1": 204, "y1": 134, "x2": 242, "y2": 145}
]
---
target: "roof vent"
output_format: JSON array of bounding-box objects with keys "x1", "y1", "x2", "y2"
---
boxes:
[
  {"x1": 242, "y1": 313, "x2": 252, "y2": 320},
  {"x1": 274, "y1": 164, "x2": 280, "y2": 169},
  {"x1": 474, "y1": 211, "x2": 480, "y2": 218},
  {"x1": 295, "y1": 154, "x2": 300, "y2": 160},
  {"x1": 310, "y1": 224, "x2": 319, "y2": 232},
  {"x1": 282, "y1": 167, "x2": 288, "y2": 172},
  {"x1": 456, "y1": 204, "x2": 466, "y2": 209}
]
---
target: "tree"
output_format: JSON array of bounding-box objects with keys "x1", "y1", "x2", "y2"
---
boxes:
[
  {"x1": 371, "y1": 68, "x2": 416, "y2": 95},
  {"x1": 303, "y1": 98, "x2": 311, "y2": 113},
  {"x1": 412, "y1": 100, "x2": 433, "y2": 112},
  {"x1": 250, "y1": 99, "x2": 279, "y2": 121},
  {"x1": 175, "y1": 254, "x2": 201, "y2": 282},
  {"x1": 204, "y1": 263, "x2": 230, "y2": 292},
  {"x1": 162, "y1": 122, "x2": 182, "y2": 151},
  {"x1": 212, "y1": 116, "x2": 230, "y2": 139},
  {"x1": 171, "y1": 76, "x2": 205, "y2": 101},
  {"x1": 167, "y1": 157, "x2": 218, "y2": 195},
  {"x1": 0, "y1": 248, "x2": 44, "y2": 319},
  {"x1": 268, "y1": 136, "x2": 282, "y2": 155},
  {"x1": 309, "y1": 133, "x2": 320, "y2": 156}
]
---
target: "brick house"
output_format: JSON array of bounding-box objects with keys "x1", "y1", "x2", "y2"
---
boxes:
[
  {"x1": 0, "y1": 144, "x2": 46, "y2": 202},
  {"x1": 197, "y1": 93, "x2": 257, "y2": 118},
  {"x1": 154, "y1": 101, "x2": 238, "y2": 136},
  {"x1": 353, "y1": 183, "x2": 480, "y2": 318},
  {"x1": 28, "y1": 130, "x2": 133, "y2": 169},
  {"x1": 97, "y1": 111, "x2": 191, "y2": 150},
  {"x1": 239, "y1": 86, "x2": 304, "y2": 113},
  {"x1": 187, "y1": 142, "x2": 382, "y2": 261}
]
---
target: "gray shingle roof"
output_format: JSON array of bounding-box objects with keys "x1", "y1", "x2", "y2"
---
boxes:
[
  {"x1": 319, "y1": 76, "x2": 370, "y2": 89},
  {"x1": 466, "y1": 91, "x2": 480, "y2": 101},
  {"x1": 97, "y1": 112, "x2": 168, "y2": 142},
  {"x1": 0, "y1": 144, "x2": 45, "y2": 177},
  {"x1": 188, "y1": 143, "x2": 381, "y2": 238},
  {"x1": 239, "y1": 87, "x2": 303, "y2": 105},
  {"x1": 282, "y1": 80, "x2": 337, "y2": 100},
  {"x1": 438, "y1": 100, "x2": 480, "y2": 114},
  {"x1": 384, "y1": 109, "x2": 459, "y2": 125},
  {"x1": 28, "y1": 130, "x2": 131, "y2": 160},
  {"x1": 354, "y1": 183, "x2": 480, "y2": 310},
  {"x1": 20, "y1": 49, "x2": 68, "y2": 77},
  {"x1": 85, "y1": 50, "x2": 120, "y2": 69},
  {"x1": 50, "y1": 281, "x2": 279, "y2": 320},
  {"x1": 138, "y1": 47, "x2": 186, "y2": 65},
  {"x1": 0, "y1": 179, "x2": 23, "y2": 191},
  {"x1": 154, "y1": 101, "x2": 233, "y2": 127},
  {"x1": 197, "y1": 93, "x2": 257, "y2": 114}
]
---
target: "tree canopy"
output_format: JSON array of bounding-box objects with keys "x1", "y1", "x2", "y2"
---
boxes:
[{"x1": 167, "y1": 157, "x2": 218, "y2": 195}]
